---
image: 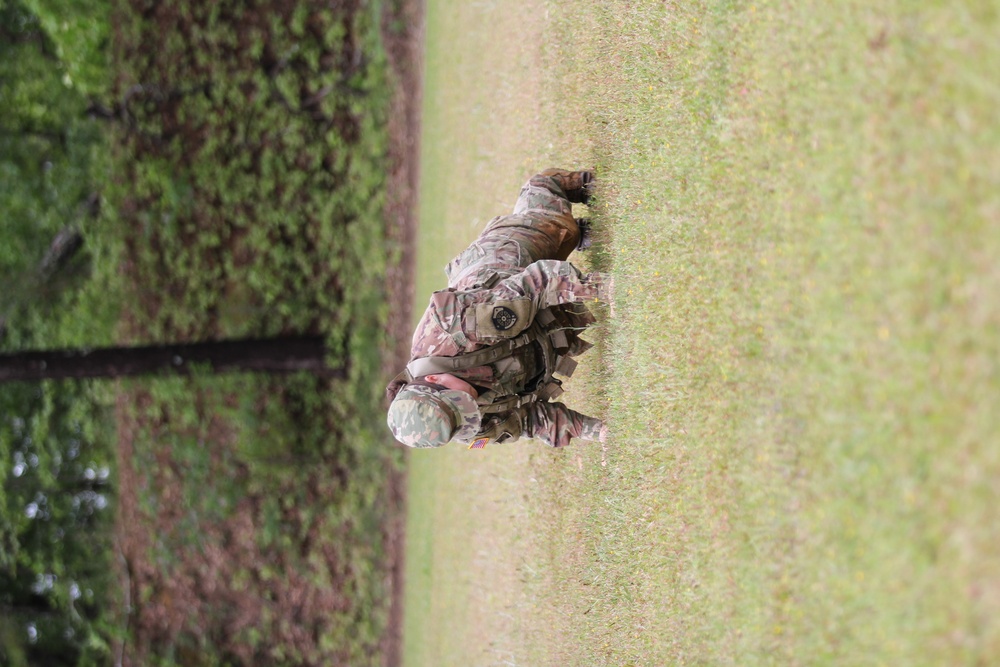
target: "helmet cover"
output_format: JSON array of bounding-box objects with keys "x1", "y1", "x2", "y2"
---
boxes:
[{"x1": 387, "y1": 383, "x2": 481, "y2": 448}]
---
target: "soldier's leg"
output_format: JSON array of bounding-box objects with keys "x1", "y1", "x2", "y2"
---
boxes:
[
  {"x1": 512, "y1": 169, "x2": 594, "y2": 215},
  {"x1": 533, "y1": 168, "x2": 595, "y2": 204},
  {"x1": 508, "y1": 169, "x2": 596, "y2": 260}
]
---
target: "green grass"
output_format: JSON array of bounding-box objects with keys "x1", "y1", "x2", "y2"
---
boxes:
[{"x1": 404, "y1": 0, "x2": 1000, "y2": 665}]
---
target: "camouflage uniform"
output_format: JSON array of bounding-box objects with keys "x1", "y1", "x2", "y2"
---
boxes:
[{"x1": 389, "y1": 169, "x2": 608, "y2": 449}]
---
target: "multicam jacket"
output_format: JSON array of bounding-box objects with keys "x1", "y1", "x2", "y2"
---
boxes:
[{"x1": 405, "y1": 169, "x2": 608, "y2": 448}]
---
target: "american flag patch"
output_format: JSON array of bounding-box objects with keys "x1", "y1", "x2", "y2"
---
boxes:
[{"x1": 468, "y1": 437, "x2": 489, "y2": 450}]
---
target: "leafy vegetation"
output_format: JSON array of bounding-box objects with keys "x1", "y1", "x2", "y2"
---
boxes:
[
  {"x1": 0, "y1": 0, "x2": 107, "y2": 336},
  {"x1": 0, "y1": 382, "x2": 117, "y2": 667},
  {"x1": 2, "y1": 1, "x2": 118, "y2": 664},
  {"x1": 99, "y1": 0, "x2": 403, "y2": 663},
  {"x1": 2, "y1": 0, "x2": 409, "y2": 664}
]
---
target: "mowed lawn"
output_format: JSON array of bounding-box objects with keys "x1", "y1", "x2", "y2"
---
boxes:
[{"x1": 402, "y1": 1, "x2": 1000, "y2": 666}]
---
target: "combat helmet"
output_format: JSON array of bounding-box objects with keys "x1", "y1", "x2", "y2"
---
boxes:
[{"x1": 386, "y1": 383, "x2": 481, "y2": 448}]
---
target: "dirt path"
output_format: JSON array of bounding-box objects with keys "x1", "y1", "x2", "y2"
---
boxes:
[{"x1": 379, "y1": 1, "x2": 425, "y2": 665}]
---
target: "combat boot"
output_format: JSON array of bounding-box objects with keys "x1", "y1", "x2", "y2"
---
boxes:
[
  {"x1": 539, "y1": 168, "x2": 596, "y2": 204},
  {"x1": 575, "y1": 218, "x2": 593, "y2": 250},
  {"x1": 564, "y1": 170, "x2": 596, "y2": 204}
]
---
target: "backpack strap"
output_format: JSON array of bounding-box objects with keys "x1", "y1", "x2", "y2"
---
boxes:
[{"x1": 405, "y1": 325, "x2": 540, "y2": 378}]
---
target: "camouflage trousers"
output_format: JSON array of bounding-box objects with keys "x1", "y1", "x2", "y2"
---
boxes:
[{"x1": 446, "y1": 169, "x2": 592, "y2": 290}]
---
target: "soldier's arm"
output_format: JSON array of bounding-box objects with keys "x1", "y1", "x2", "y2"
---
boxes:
[
  {"x1": 471, "y1": 403, "x2": 603, "y2": 448},
  {"x1": 521, "y1": 402, "x2": 604, "y2": 448},
  {"x1": 494, "y1": 259, "x2": 609, "y2": 314}
]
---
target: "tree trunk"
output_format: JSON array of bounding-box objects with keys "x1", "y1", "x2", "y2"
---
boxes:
[{"x1": 0, "y1": 336, "x2": 344, "y2": 383}]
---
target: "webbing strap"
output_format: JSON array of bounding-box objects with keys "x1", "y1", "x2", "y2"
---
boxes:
[
  {"x1": 405, "y1": 325, "x2": 540, "y2": 379},
  {"x1": 480, "y1": 393, "x2": 531, "y2": 414},
  {"x1": 450, "y1": 263, "x2": 514, "y2": 289},
  {"x1": 480, "y1": 379, "x2": 564, "y2": 414}
]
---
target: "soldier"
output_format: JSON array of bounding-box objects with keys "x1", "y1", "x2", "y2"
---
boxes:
[{"x1": 386, "y1": 168, "x2": 611, "y2": 450}]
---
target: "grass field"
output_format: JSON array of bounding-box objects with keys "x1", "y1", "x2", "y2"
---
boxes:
[{"x1": 402, "y1": 1, "x2": 1000, "y2": 665}]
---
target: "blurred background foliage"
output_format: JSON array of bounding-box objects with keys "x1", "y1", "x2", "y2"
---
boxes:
[
  {"x1": 1, "y1": 0, "x2": 405, "y2": 664},
  {"x1": 0, "y1": 0, "x2": 106, "y2": 339},
  {"x1": 2, "y1": 1, "x2": 117, "y2": 664}
]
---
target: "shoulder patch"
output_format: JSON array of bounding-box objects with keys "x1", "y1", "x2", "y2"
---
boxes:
[
  {"x1": 468, "y1": 437, "x2": 489, "y2": 450},
  {"x1": 492, "y1": 306, "x2": 518, "y2": 331},
  {"x1": 472, "y1": 298, "x2": 532, "y2": 339}
]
